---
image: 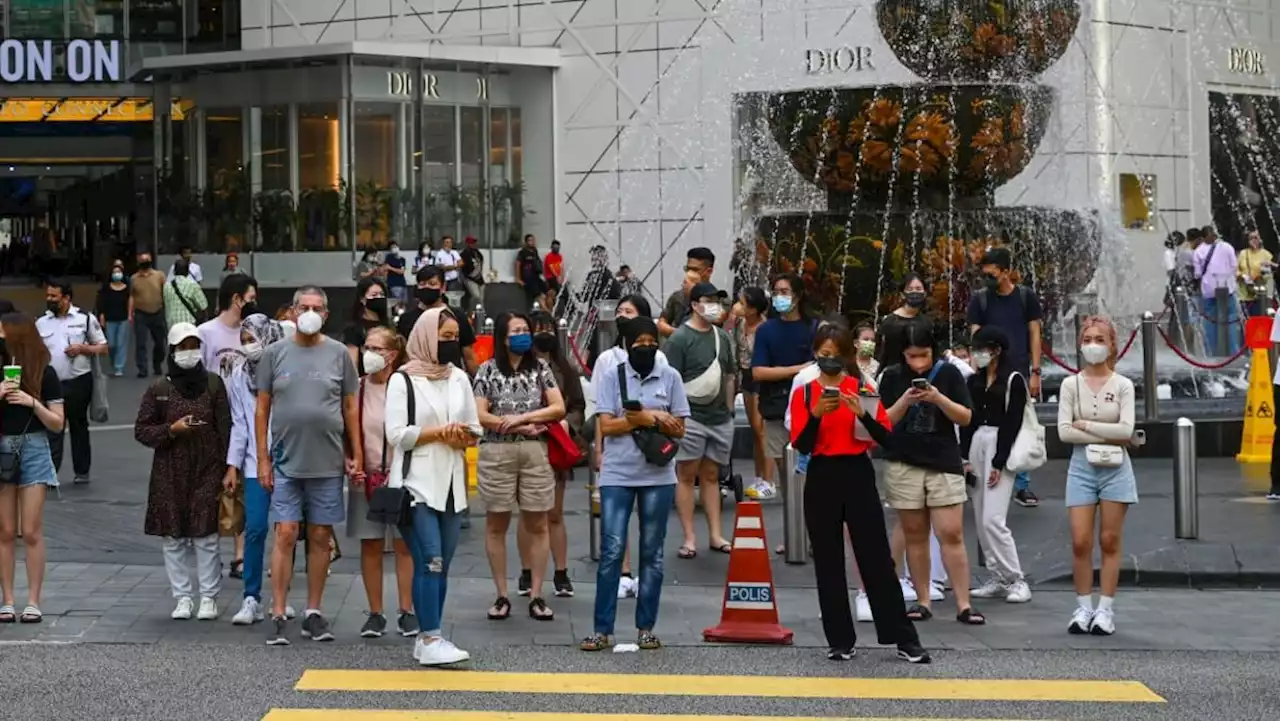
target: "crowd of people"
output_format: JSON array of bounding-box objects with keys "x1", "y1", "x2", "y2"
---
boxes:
[
  {"x1": 1164, "y1": 225, "x2": 1277, "y2": 355},
  {"x1": 0, "y1": 240, "x2": 1146, "y2": 669}
]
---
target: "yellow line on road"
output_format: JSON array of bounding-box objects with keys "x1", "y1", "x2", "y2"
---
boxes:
[
  {"x1": 262, "y1": 712, "x2": 1054, "y2": 721},
  {"x1": 294, "y1": 670, "x2": 1165, "y2": 703}
]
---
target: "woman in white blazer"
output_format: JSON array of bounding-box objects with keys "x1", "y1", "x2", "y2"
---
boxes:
[{"x1": 384, "y1": 306, "x2": 481, "y2": 667}]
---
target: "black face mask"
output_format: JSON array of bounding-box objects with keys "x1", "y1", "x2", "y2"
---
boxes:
[
  {"x1": 629, "y1": 345, "x2": 658, "y2": 377},
  {"x1": 984, "y1": 274, "x2": 1001, "y2": 292},
  {"x1": 816, "y1": 356, "x2": 846, "y2": 376},
  {"x1": 365, "y1": 297, "x2": 388, "y2": 317},
  {"x1": 239, "y1": 300, "x2": 258, "y2": 319},
  {"x1": 437, "y1": 339, "x2": 463, "y2": 367},
  {"x1": 904, "y1": 291, "x2": 927, "y2": 309},
  {"x1": 138, "y1": 260, "x2": 153, "y2": 270},
  {"x1": 416, "y1": 287, "x2": 442, "y2": 308},
  {"x1": 534, "y1": 332, "x2": 557, "y2": 353}
]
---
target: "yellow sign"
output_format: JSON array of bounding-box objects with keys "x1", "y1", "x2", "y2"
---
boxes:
[
  {"x1": 1237, "y1": 347, "x2": 1275, "y2": 463},
  {"x1": 0, "y1": 97, "x2": 192, "y2": 122}
]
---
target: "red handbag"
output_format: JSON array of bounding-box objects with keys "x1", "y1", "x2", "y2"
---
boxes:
[
  {"x1": 545, "y1": 421, "x2": 583, "y2": 471},
  {"x1": 359, "y1": 379, "x2": 390, "y2": 501}
]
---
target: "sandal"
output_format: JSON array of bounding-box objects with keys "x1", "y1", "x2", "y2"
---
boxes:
[
  {"x1": 0, "y1": 605, "x2": 14, "y2": 623},
  {"x1": 637, "y1": 631, "x2": 662, "y2": 650},
  {"x1": 905, "y1": 604, "x2": 933, "y2": 621},
  {"x1": 579, "y1": 633, "x2": 612, "y2": 651},
  {"x1": 709, "y1": 542, "x2": 732, "y2": 555},
  {"x1": 19, "y1": 605, "x2": 42, "y2": 624},
  {"x1": 486, "y1": 596, "x2": 512, "y2": 620},
  {"x1": 677, "y1": 546, "x2": 697, "y2": 560},
  {"x1": 956, "y1": 607, "x2": 986, "y2": 625},
  {"x1": 528, "y1": 597, "x2": 555, "y2": 621}
]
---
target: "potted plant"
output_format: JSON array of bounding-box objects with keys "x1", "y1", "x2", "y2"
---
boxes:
[{"x1": 254, "y1": 189, "x2": 297, "y2": 252}]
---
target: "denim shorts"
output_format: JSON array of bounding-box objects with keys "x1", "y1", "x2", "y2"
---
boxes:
[
  {"x1": 269, "y1": 472, "x2": 345, "y2": 526},
  {"x1": 0, "y1": 432, "x2": 58, "y2": 487},
  {"x1": 1065, "y1": 446, "x2": 1139, "y2": 507}
]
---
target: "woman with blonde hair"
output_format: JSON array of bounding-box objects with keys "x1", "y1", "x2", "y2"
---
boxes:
[{"x1": 1056, "y1": 316, "x2": 1136, "y2": 637}]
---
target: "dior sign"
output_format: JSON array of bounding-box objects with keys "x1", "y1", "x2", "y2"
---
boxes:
[
  {"x1": 805, "y1": 46, "x2": 875, "y2": 75},
  {"x1": 1229, "y1": 47, "x2": 1265, "y2": 75},
  {"x1": 387, "y1": 71, "x2": 490, "y2": 100}
]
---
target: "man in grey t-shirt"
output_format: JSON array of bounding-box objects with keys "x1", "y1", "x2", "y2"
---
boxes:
[
  {"x1": 255, "y1": 285, "x2": 361, "y2": 645},
  {"x1": 665, "y1": 282, "x2": 737, "y2": 557}
]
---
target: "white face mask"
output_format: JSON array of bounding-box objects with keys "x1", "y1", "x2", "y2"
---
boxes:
[
  {"x1": 173, "y1": 349, "x2": 201, "y2": 370},
  {"x1": 362, "y1": 350, "x2": 387, "y2": 375},
  {"x1": 971, "y1": 351, "x2": 992, "y2": 369},
  {"x1": 242, "y1": 342, "x2": 263, "y2": 361},
  {"x1": 296, "y1": 310, "x2": 324, "y2": 336},
  {"x1": 700, "y1": 302, "x2": 724, "y2": 322},
  {"x1": 280, "y1": 320, "x2": 297, "y2": 339},
  {"x1": 1081, "y1": 343, "x2": 1110, "y2": 366}
]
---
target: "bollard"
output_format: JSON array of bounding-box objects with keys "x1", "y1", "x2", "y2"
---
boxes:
[
  {"x1": 532, "y1": 301, "x2": 541, "y2": 312},
  {"x1": 783, "y1": 444, "x2": 807, "y2": 565},
  {"x1": 474, "y1": 303, "x2": 486, "y2": 330},
  {"x1": 1173, "y1": 417, "x2": 1199, "y2": 540},
  {"x1": 1141, "y1": 311, "x2": 1159, "y2": 421},
  {"x1": 483, "y1": 317, "x2": 494, "y2": 335},
  {"x1": 588, "y1": 450, "x2": 601, "y2": 562},
  {"x1": 1215, "y1": 286, "x2": 1230, "y2": 356},
  {"x1": 1173, "y1": 285, "x2": 1194, "y2": 353},
  {"x1": 557, "y1": 318, "x2": 569, "y2": 353}
]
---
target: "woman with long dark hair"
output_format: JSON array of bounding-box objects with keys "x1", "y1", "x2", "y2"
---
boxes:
[
  {"x1": 875, "y1": 273, "x2": 933, "y2": 372},
  {"x1": 0, "y1": 312, "x2": 64, "y2": 624},
  {"x1": 342, "y1": 276, "x2": 390, "y2": 372}
]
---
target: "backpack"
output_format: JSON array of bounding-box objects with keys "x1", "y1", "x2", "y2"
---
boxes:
[
  {"x1": 150, "y1": 373, "x2": 224, "y2": 421},
  {"x1": 974, "y1": 285, "x2": 1034, "y2": 325}
]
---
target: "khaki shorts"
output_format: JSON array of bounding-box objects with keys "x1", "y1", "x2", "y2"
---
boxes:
[
  {"x1": 882, "y1": 461, "x2": 968, "y2": 510},
  {"x1": 477, "y1": 440, "x2": 556, "y2": 513},
  {"x1": 764, "y1": 420, "x2": 790, "y2": 460}
]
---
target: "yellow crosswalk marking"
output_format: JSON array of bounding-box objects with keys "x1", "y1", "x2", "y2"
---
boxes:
[
  {"x1": 294, "y1": 670, "x2": 1165, "y2": 703},
  {"x1": 263, "y1": 713, "x2": 1053, "y2": 721}
]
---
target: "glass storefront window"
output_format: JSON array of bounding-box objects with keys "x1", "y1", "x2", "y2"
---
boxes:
[
  {"x1": 459, "y1": 106, "x2": 484, "y2": 245},
  {"x1": 258, "y1": 105, "x2": 289, "y2": 191},
  {"x1": 131, "y1": 0, "x2": 182, "y2": 41},
  {"x1": 9, "y1": 0, "x2": 65, "y2": 38},
  {"x1": 296, "y1": 102, "x2": 342, "y2": 250},
  {"x1": 509, "y1": 107, "x2": 523, "y2": 247},
  {"x1": 70, "y1": 0, "x2": 125, "y2": 37},
  {"x1": 205, "y1": 107, "x2": 242, "y2": 187},
  {"x1": 204, "y1": 107, "x2": 247, "y2": 252},
  {"x1": 420, "y1": 105, "x2": 455, "y2": 241},
  {"x1": 353, "y1": 101, "x2": 406, "y2": 248},
  {"x1": 188, "y1": 0, "x2": 239, "y2": 51}
]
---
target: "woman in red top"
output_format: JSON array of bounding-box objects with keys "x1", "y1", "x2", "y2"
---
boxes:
[{"x1": 790, "y1": 323, "x2": 929, "y2": 664}]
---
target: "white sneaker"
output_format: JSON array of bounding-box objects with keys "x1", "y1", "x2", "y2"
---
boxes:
[
  {"x1": 617, "y1": 576, "x2": 637, "y2": 599},
  {"x1": 1004, "y1": 580, "x2": 1032, "y2": 604},
  {"x1": 899, "y1": 578, "x2": 918, "y2": 603},
  {"x1": 854, "y1": 591, "x2": 873, "y2": 622},
  {"x1": 1089, "y1": 608, "x2": 1116, "y2": 636},
  {"x1": 197, "y1": 597, "x2": 219, "y2": 621},
  {"x1": 929, "y1": 580, "x2": 946, "y2": 601},
  {"x1": 232, "y1": 597, "x2": 264, "y2": 625},
  {"x1": 970, "y1": 579, "x2": 1009, "y2": 599},
  {"x1": 417, "y1": 637, "x2": 471, "y2": 666},
  {"x1": 745, "y1": 479, "x2": 776, "y2": 500},
  {"x1": 171, "y1": 596, "x2": 194, "y2": 620},
  {"x1": 268, "y1": 601, "x2": 297, "y2": 620},
  {"x1": 1068, "y1": 606, "x2": 1094, "y2": 635}
]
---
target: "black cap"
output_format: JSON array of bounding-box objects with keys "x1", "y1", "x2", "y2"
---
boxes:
[{"x1": 689, "y1": 281, "x2": 727, "y2": 303}]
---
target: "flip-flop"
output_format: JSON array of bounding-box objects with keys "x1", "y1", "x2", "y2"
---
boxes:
[
  {"x1": 0, "y1": 605, "x2": 15, "y2": 623},
  {"x1": 709, "y1": 542, "x2": 732, "y2": 554},
  {"x1": 906, "y1": 604, "x2": 933, "y2": 621},
  {"x1": 19, "y1": 605, "x2": 42, "y2": 624},
  {"x1": 956, "y1": 607, "x2": 986, "y2": 625},
  {"x1": 677, "y1": 546, "x2": 697, "y2": 560}
]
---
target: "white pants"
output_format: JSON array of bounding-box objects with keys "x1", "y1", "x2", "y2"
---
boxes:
[
  {"x1": 162, "y1": 535, "x2": 222, "y2": 600},
  {"x1": 968, "y1": 426, "x2": 1024, "y2": 582}
]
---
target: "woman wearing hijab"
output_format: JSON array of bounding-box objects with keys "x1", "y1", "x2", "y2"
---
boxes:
[
  {"x1": 135, "y1": 323, "x2": 233, "y2": 622},
  {"x1": 227, "y1": 314, "x2": 291, "y2": 626},
  {"x1": 385, "y1": 306, "x2": 482, "y2": 666}
]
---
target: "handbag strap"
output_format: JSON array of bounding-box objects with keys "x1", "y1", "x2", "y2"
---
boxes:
[
  {"x1": 170, "y1": 278, "x2": 202, "y2": 320},
  {"x1": 616, "y1": 362, "x2": 631, "y2": 406},
  {"x1": 358, "y1": 378, "x2": 389, "y2": 472},
  {"x1": 398, "y1": 371, "x2": 415, "y2": 477}
]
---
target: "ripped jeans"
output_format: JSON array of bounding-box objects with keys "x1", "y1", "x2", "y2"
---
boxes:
[{"x1": 397, "y1": 494, "x2": 463, "y2": 635}]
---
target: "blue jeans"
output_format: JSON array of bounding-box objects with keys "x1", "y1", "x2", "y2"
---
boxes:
[
  {"x1": 398, "y1": 496, "x2": 463, "y2": 635},
  {"x1": 594, "y1": 484, "x2": 675, "y2": 636},
  {"x1": 104, "y1": 321, "x2": 129, "y2": 374},
  {"x1": 1202, "y1": 295, "x2": 1242, "y2": 355},
  {"x1": 1014, "y1": 471, "x2": 1030, "y2": 492},
  {"x1": 243, "y1": 476, "x2": 270, "y2": 601}
]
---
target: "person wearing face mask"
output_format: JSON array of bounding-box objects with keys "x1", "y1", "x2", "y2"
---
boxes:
[
  {"x1": 255, "y1": 286, "x2": 363, "y2": 646},
  {"x1": 732, "y1": 288, "x2": 771, "y2": 502},
  {"x1": 958, "y1": 326, "x2": 1031, "y2": 605},
  {"x1": 666, "y1": 283, "x2": 736, "y2": 558},
  {"x1": 225, "y1": 314, "x2": 293, "y2": 626},
  {"x1": 398, "y1": 267, "x2": 478, "y2": 374},
  {"x1": 354, "y1": 247, "x2": 383, "y2": 282},
  {"x1": 385, "y1": 243, "x2": 408, "y2": 303},
  {"x1": 659, "y1": 248, "x2": 715, "y2": 338},
  {"x1": 199, "y1": 273, "x2": 259, "y2": 381},
  {"x1": 130, "y1": 252, "x2": 168, "y2": 378},
  {"x1": 37, "y1": 280, "x2": 108, "y2": 485},
  {"x1": 342, "y1": 277, "x2": 391, "y2": 374},
  {"x1": 853, "y1": 322, "x2": 880, "y2": 381},
  {"x1": 97, "y1": 260, "x2": 131, "y2": 377},
  {"x1": 1056, "y1": 316, "x2": 1136, "y2": 637},
  {"x1": 135, "y1": 323, "x2": 233, "y2": 622},
  {"x1": 874, "y1": 273, "x2": 933, "y2": 372},
  {"x1": 580, "y1": 316, "x2": 689, "y2": 652}
]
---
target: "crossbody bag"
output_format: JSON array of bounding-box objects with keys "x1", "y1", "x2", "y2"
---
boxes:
[
  {"x1": 617, "y1": 362, "x2": 679, "y2": 467},
  {"x1": 1077, "y1": 376, "x2": 1124, "y2": 468},
  {"x1": 366, "y1": 372, "x2": 415, "y2": 526},
  {"x1": 683, "y1": 327, "x2": 722, "y2": 403}
]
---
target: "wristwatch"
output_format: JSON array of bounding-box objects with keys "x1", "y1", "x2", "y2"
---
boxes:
[{"x1": 1030, "y1": 368, "x2": 1042, "y2": 375}]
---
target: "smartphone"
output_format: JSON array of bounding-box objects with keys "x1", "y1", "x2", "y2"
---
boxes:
[
  {"x1": 911, "y1": 378, "x2": 930, "y2": 390},
  {"x1": 623, "y1": 400, "x2": 643, "y2": 412},
  {"x1": 821, "y1": 387, "x2": 840, "y2": 399},
  {"x1": 188, "y1": 419, "x2": 208, "y2": 427},
  {"x1": 1134, "y1": 429, "x2": 1147, "y2": 447}
]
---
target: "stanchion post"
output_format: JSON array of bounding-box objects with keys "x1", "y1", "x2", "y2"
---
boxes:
[
  {"x1": 1173, "y1": 417, "x2": 1199, "y2": 540},
  {"x1": 783, "y1": 445, "x2": 806, "y2": 565},
  {"x1": 557, "y1": 317, "x2": 569, "y2": 353},
  {"x1": 588, "y1": 450, "x2": 601, "y2": 562},
  {"x1": 1173, "y1": 285, "x2": 1193, "y2": 353},
  {"x1": 1072, "y1": 292, "x2": 1098, "y2": 371},
  {"x1": 1141, "y1": 311, "x2": 1159, "y2": 421},
  {"x1": 1215, "y1": 286, "x2": 1230, "y2": 357},
  {"x1": 587, "y1": 301, "x2": 620, "y2": 563},
  {"x1": 474, "y1": 304, "x2": 486, "y2": 331}
]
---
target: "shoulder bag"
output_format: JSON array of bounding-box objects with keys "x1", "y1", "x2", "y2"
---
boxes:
[
  {"x1": 617, "y1": 362, "x2": 679, "y2": 467},
  {"x1": 0, "y1": 415, "x2": 32, "y2": 483},
  {"x1": 169, "y1": 278, "x2": 208, "y2": 323},
  {"x1": 1003, "y1": 372, "x2": 1047, "y2": 472},
  {"x1": 682, "y1": 326, "x2": 723, "y2": 403},
  {"x1": 366, "y1": 372, "x2": 413, "y2": 526},
  {"x1": 1077, "y1": 376, "x2": 1124, "y2": 468}
]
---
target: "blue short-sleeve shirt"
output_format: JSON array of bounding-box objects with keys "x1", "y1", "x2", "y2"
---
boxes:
[{"x1": 594, "y1": 359, "x2": 690, "y2": 487}]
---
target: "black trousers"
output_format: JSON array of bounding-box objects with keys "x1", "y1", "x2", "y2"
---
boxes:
[
  {"x1": 1270, "y1": 385, "x2": 1280, "y2": 495},
  {"x1": 804, "y1": 453, "x2": 919, "y2": 649},
  {"x1": 51, "y1": 372, "x2": 93, "y2": 476},
  {"x1": 134, "y1": 310, "x2": 167, "y2": 374}
]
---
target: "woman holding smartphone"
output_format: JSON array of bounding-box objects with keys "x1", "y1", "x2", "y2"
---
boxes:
[{"x1": 0, "y1": 312, "x2": 65, "y2": 624}]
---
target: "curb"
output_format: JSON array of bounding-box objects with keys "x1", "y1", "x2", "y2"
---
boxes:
[{"x1": 1038, "y1": 568, "x2": 1280, "y2": 589}]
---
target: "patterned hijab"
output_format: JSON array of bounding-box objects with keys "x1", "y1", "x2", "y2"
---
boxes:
[
  {"x1": 401, "y1": 306, "x2": 454, "y2": 380},
  {"x1": 241, "y1": 313, "x2": 285, "y2": 391}
]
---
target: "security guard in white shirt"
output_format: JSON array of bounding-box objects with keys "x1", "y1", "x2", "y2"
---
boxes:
[{"x1": 36, "y1": 280, "x2": 108, "y2": 484}]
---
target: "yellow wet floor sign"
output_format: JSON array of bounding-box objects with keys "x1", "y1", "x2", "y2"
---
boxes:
[{"x1": 1238, "y1": 317, "x2": 1276, "y2": 463}]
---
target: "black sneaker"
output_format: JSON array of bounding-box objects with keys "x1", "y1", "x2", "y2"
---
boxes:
[
  {"x1": 517, "y1": 569, "x2": 532, "y2": 597},
  {"x1": 266, "y1": 616, "x2": 290, "y2": 646},
  {"x1": 359, "y1": 612, "x2": 387, "y2": 638},
  {"x1": 301, "y1": 612, "x2": 335, "y2": 641},
  {"x1": 397, "y1": 610, "x2": 420, "y2": 637},
  {"x1": 897, "y1": 641, "x2": 932, "y2": 664},
  {"x1": 459, "y1": 509, "x2": 471, "y2": 530},
  {"x1": 1014, "y1": 489, "x2": 1040, "y2": 507},
  {"x1": 826, "y1": 647, "x2": 856, "y2": 661},
  {"x1": 553, "y1": 570, "x2": 575, "y2": 598}
]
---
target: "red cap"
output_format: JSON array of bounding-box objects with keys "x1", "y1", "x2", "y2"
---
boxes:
[{"x1": 465, "y1": 236, "x2": 478, "y2": 246}]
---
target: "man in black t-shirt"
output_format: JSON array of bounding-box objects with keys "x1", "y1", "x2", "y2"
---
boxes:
[
  {"x1": 398, "y1": 266, "x2": 478, "y2": 374},
  {"x1": 460, "y1": 235, "x2": 485, "y2": 310},
  {"x1": 514, "y1": 234, "x2": 546, "y2": 310}
]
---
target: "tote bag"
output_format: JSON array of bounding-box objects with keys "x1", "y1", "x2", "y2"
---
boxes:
[{"x1": 1004, "y1": 371, "x2": 1047, "y2": 473}]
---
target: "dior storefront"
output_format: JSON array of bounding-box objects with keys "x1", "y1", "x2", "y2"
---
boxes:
[{"x1": 135, "y1": 42, "x2": 558, "y2": 287}]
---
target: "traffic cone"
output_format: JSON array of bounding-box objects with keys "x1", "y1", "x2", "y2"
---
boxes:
[
  {"x1": 702, "y1": 501, "x2": 793, "y2": 645},
  {"x1": 1237, "y1": 317, "x2": 1275, "y2": 463}
]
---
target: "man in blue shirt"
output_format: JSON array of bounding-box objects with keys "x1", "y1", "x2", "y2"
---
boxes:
[{"x1": 384, "y1": 244, "x2": 408, "y2": 304}]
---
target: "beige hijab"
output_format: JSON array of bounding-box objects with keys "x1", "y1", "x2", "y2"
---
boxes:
[{"x1": 401, "y1": 306, "x2": 454, "y2": 380}]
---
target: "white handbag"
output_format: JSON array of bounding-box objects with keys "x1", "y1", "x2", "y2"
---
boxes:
[
  {"x1": 1004, "y1": 371, "x2": 1047, "y2": 473},
  {"x1": 1076, "y1": 377, "x2": 1124, "y2": 468},
  {"x1": 682, "y1": 326, "x2": 722, "y2": 403}
]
